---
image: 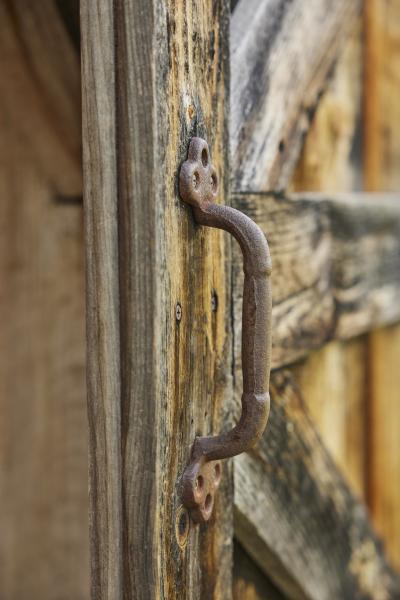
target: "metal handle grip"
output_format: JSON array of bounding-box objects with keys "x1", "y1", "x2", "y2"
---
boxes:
[{"x1": 178, "y1": 137, "x2": 272, "y2": 523}]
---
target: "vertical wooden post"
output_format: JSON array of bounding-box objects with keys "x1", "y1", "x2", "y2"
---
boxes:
[
  {"x1": 81, "y1": 3, "x2": 122, "y2": 598},
  {"x1": 81, "y1": 1, "x2": 232, "y2": 598},
  {"x1": 291, "y1": 21, "x2": 368, "y2": 499},
  {"x1": 364, "y1": 0, "x2": 400, "y2": 570}
]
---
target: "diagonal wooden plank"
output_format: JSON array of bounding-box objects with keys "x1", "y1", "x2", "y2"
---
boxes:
[
  {"x1": 232, "y1": 192, "x2": 400, "y2": 370},
  {"x1": 234, "y1": 371, "x2": 400, "y2": 600},
  {"x1": 231, "y1": 0, "x2": 362, "y2": 191}
]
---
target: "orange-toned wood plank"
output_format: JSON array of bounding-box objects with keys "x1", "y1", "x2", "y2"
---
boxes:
[
  {"x1": 290, "y1": 20, "x2": 368, "y2": 500},
  {"x1": 364, "y1": 0, "x2": 400, "y2": 191},
  {"x1": 293, "y1": 338, "x2": 367, "y2": 499},
  {"x1": 368, "y1": 328, "x2": 400, "y2": 569},
  {"x1": 364, "y1": 0, "x2": 400, "y2": 570}
]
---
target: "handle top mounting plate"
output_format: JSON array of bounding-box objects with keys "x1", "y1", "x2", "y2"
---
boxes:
[{"x1": 179, "y1": 137, "x2": 219, "y2": 209}]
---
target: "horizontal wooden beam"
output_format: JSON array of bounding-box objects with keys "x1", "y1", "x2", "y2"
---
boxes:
[
  {"x1": 232, "y1": 193, "x2": 400, "y2": 370},
  {"x1": 234, "y1": 371, "x2": 400, "y2": 600},
  {"x1": 230, "y1": 0, "x2": 361, "y2": 191}
]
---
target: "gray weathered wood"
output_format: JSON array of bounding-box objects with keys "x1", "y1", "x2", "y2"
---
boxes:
[
  {"x1": 81, "y1": 2, "x2": 122, "y2": 598},
  {"x1": 234, "y1": 371, "x2": 400, "y2": 600},
  {"x1": 81, "y1": 1, "x2": 233, "y2": 598},
  {"x1": 231, "y1": 0, "x2": 362, "y2": 191},
  {"x1": 232, "y1": 193, "x2": 400, "y2": 370}
]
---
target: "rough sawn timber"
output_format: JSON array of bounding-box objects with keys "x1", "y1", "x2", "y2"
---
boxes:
[
  {"x1": 232, "y1": 192, "x2": 400, "y2": 370},
  {"x1": 81, "y1": 1, "x2": 232, "y2": 599},
  {"x1": 230, "y1": 0, "x2": 362, "y2": 191},
  {"x1": 234, "y1": 371, "x2": 400, "y2": 600}
]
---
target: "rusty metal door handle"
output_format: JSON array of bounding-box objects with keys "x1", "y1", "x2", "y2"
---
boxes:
[{"x1": 178, "y1": 137, "x2": 272, "y2": 523}]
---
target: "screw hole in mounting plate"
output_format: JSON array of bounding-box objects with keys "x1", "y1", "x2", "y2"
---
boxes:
[
  {"x1": 175, "y1": 505, "x2": 190, "y2": 548},
  {"x1": 192, "y1": 171, "x2": 200, "y2": 188},
  {"x1": 196, "y1": 475, "x2": 204, "y2": 490},
  {"x1": 201, "y1": 147, "x2": 208, "y2": 167}
]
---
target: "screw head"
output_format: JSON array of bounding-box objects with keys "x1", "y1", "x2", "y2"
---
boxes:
[
  {"x1": 211, "y1": 291, "x2": 218, "y2": 312},
  {"x1": 175, "y1": 303, "x2": 182, "y2": 322}
]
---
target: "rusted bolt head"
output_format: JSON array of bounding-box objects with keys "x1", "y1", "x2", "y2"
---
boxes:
[
  {"x1": 211, "y1": 291, "x2": 218, "y2": 312},
  {"x1": 175, "y1": 303, "x2": 182, "y2": 322}
]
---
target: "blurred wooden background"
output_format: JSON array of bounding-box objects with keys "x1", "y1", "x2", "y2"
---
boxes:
[
  {"x1": 0, "y1": 1, "x2": 399, "y2": 598},
  {"x1": 292, "y1": 0, "x2": 400, "y2": 572},
  {"x1": 0, "y1": 2, "x2": 87, "y2": 598}
]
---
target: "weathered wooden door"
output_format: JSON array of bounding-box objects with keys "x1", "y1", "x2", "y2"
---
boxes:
[{"x1": 81, "y1": 1, "x2": 400, "y2": 598}]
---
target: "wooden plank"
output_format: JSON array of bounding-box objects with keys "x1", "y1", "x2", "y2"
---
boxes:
[
  {"x1": 290, "y1": 19, "x2": 363, "y2": 193},
  {"x1": 232, "y1": 192, "x2": 400, "y2": 370},
  {"x1": 289, "y1": 23, "x2": 367, "y2": 501},
  {"x1": 230, "y1": 0, "x2": 362, "y2": 191},
  {"x1": 368, "y1": 328, "x2": 400, "y2": 570},
  {"x1": 364, "y1": 0, "x2": 400, "y2": 192},
  {"x1": 364, "y1": 0, "x2": 400, "y2": 571},
  {"x1": 233, "y1": 542, "x2": 286, "y2": 600},
  {"x1": 234, "y1": 371, "x2": 400, "y2": 600},
  {"x1": 81, "y1": 2, "x2": 122, "y2": 598},
  {"x1": 81, "y1": 1, "x2": 233, "y2": 599},
  {"x1": 0, "y1": 3, "x2": 87, "y2": 599},
  {"x1": 292, "y1": 338, "x2": 367, "y2": 499}
]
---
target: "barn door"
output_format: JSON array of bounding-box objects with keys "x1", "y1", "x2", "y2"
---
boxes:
[{"x1": 81, "y1": 1, "x2": 400, "y2": 599}]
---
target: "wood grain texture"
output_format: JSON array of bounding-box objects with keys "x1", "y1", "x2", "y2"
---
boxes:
[
  {"x1": 232, "y1": 192, "x2": 400, "y2": 370},
  {"x1": 81, "y1": 2, "x2": 122, "y2": 598},
  {"x1": 0, "y1": 2, "x2": 87, "y2": 598},
  {"x1": 230, "y1": 0, "x2": 362, "y2": 191},
  {"x1": 81, "y1": 1, "x2": 233, "y2": 598},
  {"x1": 364, "y1": 0, "x2": 400, "y2": 571},
  {"x1": 234, "y1": 371, "x2": 400, "y2": 600}
]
